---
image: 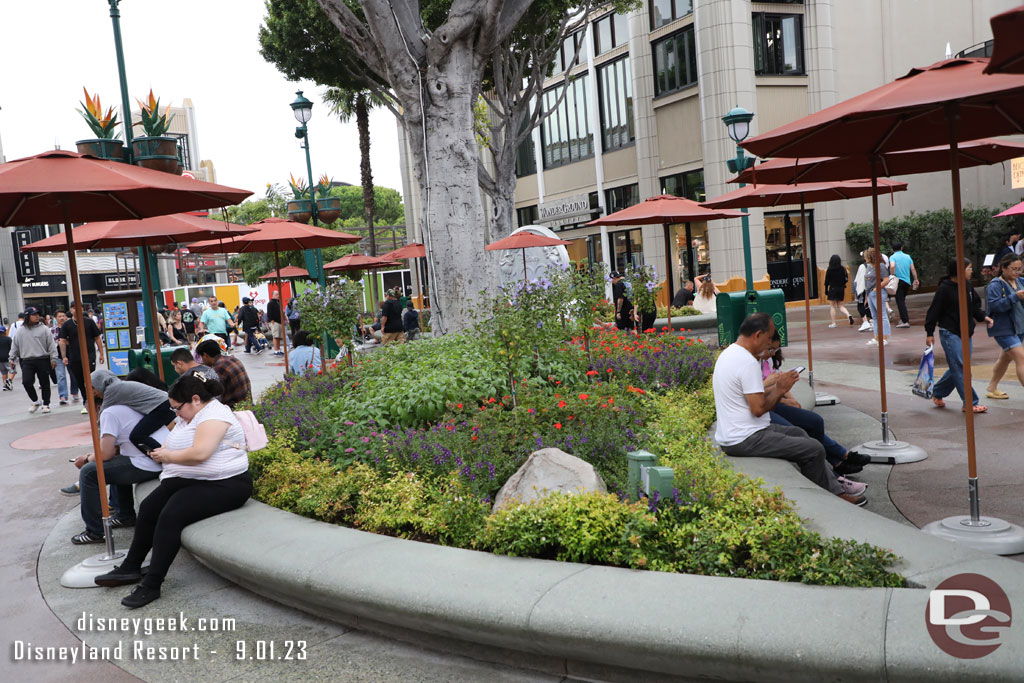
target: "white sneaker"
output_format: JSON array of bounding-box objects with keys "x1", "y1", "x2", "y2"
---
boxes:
[
  {"x1": 867, "y1": 338, "x2": 878, "y2": 346},
  {"x1": 71, "y1": 395, "x2": 81, "y2": 402},
  {"x1": 858, "y1": 321, "x2": 872, "y2": 332},
  {"x1": 883, "y1": 339, "x2": 889, "y2": 346},
  {"x1": 28, "y1": 402, "x2": 40, "y2": 413},
  {"x1": 41, "y1": 405, "x2": 51, "y2": 414},
  {"x1": 837, "y1": 476, "x2": 867, "y2": 496},
  {"x1": 81, "y1": 406, "x2": 89, "y2": 414},
  {"x1": 828, "y1": 323, "x2": 837, "y2": 329}
]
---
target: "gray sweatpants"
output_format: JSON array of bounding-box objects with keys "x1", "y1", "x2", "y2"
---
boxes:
[{"x1": 722, "y1": 424, "x2": 843, "y2": 494}]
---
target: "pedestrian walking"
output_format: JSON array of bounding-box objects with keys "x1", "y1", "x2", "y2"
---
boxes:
[
  {"x1": 924, "y1": 257, "x2": 990, "y2": 413},
  {"x1": 9, "y1": 306, "x2": 58, "y2": 413},
  {"x1": 853, "y1": 252, "x2": 873, "y2": 331},
  {"x1": 235, "y1": 297, "x2": 263, "y2": 354},
  {"x1": 823, "y1": 255, "x2": 854, "y2": 328},
  {"x1": 59, "y1": 307, "x2": 104, "y2": 414},
  {"x1": 862, "y1": 247, "x2": 891, "y2": 346},
  {"x1": 0, "y1": 324, "x2": 13, "y2": 391},
  {"x1": 888, "y1": 241, "x2": 919, "y2": 328},
  {"x1": 53, "y1": 310, "x2": 79, "y2": 405},
  {"x1": 199, "y1": 297, "x2": 233, "y2": 348},
  {"x1": 611, "y1": 272, "x2": 634, "y2": 331},
  {"x1": 984, "y1": 253, "x2": 1024, "y2": 400},
  {"x1": 267, "y1": 290, "x2": 284, "y2": 356}
]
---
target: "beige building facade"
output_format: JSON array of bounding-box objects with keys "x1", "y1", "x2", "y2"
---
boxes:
[{"x1": 398, "y1": 0, "x2": 1022, "y2": 301}]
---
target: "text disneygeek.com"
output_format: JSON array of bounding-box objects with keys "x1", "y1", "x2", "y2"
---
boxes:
[{"x1": 10, "y1": 611, "x2": 305, "y2": 663}]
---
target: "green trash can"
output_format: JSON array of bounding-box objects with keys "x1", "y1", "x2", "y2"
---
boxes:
[
  {"x1": 716, "y1": 289, "x2": 788, "y2": 347},
  {"x1": 127, "y1": 346, "x2": 182, "y2": 382}
]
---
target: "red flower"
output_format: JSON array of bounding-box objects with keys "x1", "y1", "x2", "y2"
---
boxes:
[
  {"x1": 586, "y1": 370, "x2": 598, "y2": 376},
  {"x1": 606, "y1": 368, "x2": 613, "y2": 374},
  {"x1": 567, "y1": 415, "x2": 574, "y2": 420},
  {"x1": 554, "y1": 422, "x2": 562, "y2": 429},
  {"x1": 457, "y1": 403, "x2": 463, "y2": 409},
  {"x1": 471, "y1": 435, "x2": 478, "y2": 441},
  {"x1": 487, "y1": 397, "x2": 496, "y2": 403},
  {"x1": 626, "y1": 385, "x2": 646, "y2": 395},
  {"x1": 578, "y1": 393, "x2": 589, "y2": 400},
  {"x1": 479, "y1": 406, "x2": 487, "y2": 411},
  {"x1": 557, "y1": 400, "x2": 567, "y2": 408}
]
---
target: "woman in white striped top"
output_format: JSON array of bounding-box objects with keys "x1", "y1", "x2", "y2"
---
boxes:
[{"x1": 94, "y1": 371, "x2": 252, "y2": 608}]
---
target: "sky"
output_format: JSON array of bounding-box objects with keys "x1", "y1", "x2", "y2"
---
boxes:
[{"x1": 0, "y1": 0, "x2": 404, "y2": 201}]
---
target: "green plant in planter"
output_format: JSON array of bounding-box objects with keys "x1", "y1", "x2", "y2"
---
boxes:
[
  {"x1": 78, "y1": 88, "x2": 119, "y2": 138},
  {"x1": 316, "y1": 174, "x2": 333, "y2": 197},
  {"x1": 288, "y1": 173, "x2": 309, "y2": 199},
  {"x1": 134, "y1": 89, "x2": 175, "y2": 136}
]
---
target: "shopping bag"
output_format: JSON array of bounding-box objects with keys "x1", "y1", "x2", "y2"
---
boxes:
[{"x1": 911, "y1": 345, "x2": 934, "y2": 399}]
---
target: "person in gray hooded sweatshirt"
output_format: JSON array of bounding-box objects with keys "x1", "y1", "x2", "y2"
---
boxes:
[
  {"x1": 91, "y1": 369, "x2": 177, "y2": 453},
  {"x1": 10, "y1": 306, "x2": 58, "y2": 413}
]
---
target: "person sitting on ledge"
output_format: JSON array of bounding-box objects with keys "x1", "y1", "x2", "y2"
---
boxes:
[
  {"x1": 712, "y1": 312, "x2": 867, "y2": 506},
  {"x1": 758, "y1": 330, "x2": 871, "y2": 486},
  {"x1": 93, "y1": 371, "x2": 253, "y2": 608}
]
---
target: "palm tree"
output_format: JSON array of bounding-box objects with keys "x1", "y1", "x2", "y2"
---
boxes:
[{"x1": 324, "y1": 88, "x2": 383, "y2": 257}]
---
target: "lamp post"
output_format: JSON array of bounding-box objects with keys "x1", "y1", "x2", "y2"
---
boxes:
[
  {"x1": 290, "y1": 91, "x2": 327, "y2": 288},
  {"x1": 722, "y1": 106, "x2": 756, "y2": 294}
]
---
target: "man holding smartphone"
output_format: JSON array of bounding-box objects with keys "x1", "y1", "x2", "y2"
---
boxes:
[
  {"x1": 712, "y1": 313, "x2": 865, "y2": 506},
  {"x1": 69, "y1": 404, "x2": 166, "y2": 545}
]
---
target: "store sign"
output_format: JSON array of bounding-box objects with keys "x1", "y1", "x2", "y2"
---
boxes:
[
  {"x1": 538, "y1": 194, "x2": 599, "y2": 228},
  {"x1": 1013, "y1": 157, "x2": 1024, "y2": 189},
  {"x1": 12, "y1": 229, "x2": 39, "y2": 281},
  {"x1": 20, "y1": 274, "x2": 66, "y2": 291},
  {"x1": 103, "y1": 273, "x2": 140, "y2": 288}
]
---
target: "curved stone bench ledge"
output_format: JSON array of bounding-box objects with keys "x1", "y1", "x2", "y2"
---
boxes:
[{"x1": 127, "y1": 473, "x2": 1024, "y2": 681}]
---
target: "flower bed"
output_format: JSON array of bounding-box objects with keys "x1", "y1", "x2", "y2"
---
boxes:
[{"x1": 251, "y1": 267, "x2": 903, "y2": 587}]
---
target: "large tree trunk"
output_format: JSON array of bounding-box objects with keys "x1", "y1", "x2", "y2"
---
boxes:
[
  {"x1": 357, "y1": 94, "x2": 377, "y2": 257},
  {"x1": 405, "y1": 41, "x2": 489, "y2": 335},
  {"x1": 490, "y1": 144, "x2": 520, "y2": 240}
]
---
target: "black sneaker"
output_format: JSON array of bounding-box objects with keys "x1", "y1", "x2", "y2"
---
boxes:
[
  {"x1": 94, "y1": 565, "x2": 143, "y2": 587},
  {"x1": 121, "y1": 585, "x2": 161, "y2": 609},
  {"x1": 835, "y1": 450, "x2": 871, "y2": 476},
  {"x1": 71, "y1": 530, "x2": 104, "y2": 545},
  {"x1": 60, "y1": 482, "x2": 80, "y2": 496},
  {"x1": 109, "y1": 517, "x2": 136, "y2": 529}
]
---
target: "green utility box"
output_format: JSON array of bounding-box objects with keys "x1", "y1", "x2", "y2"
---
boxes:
[
  {"x1": 716, "y1": 289, "x2": 788, "y2": 348},
  {"x1": 127, "y1": 346, "x2": 183, "y2": 383}
]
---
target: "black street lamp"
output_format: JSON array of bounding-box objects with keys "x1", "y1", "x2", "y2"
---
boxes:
[{"x1": 290, "y1": 90, "x2": 326, "y2": 287}]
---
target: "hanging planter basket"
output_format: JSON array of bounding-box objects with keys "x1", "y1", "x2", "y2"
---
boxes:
[
  {"x1": 76, "y1": 138, "x2": 125, "y2": 162},
  {"x1": 316, "y1": 196, "x2": 342, "y2": 223},
  {"x1": 132, "y1": 136, "x2": 181, "y2": 175},
  {"x1": 287, "y1": 199, "x2": 313, "y2": 224}
]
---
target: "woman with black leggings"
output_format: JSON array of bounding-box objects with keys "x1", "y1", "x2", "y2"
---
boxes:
[{"x1": 94, "y1": 372, "x2": 251, "y2": 608}]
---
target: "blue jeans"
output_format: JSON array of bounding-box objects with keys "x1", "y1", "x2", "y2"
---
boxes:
[
  {"x1": 933, "y1": 328, "x2": 979, "y2": 406},
  {"x1": 56, "y1": 361, "x2": 78, "y2": 400},
  {"x1": 79, "y1": 456, "x2": 159, "y2": 537},
  {"x1": 770, "y1": 403, "x2": 848, "y2": 467},
  {"x1": 867, "y1": 290, "x2": 891, "y2": 336}
]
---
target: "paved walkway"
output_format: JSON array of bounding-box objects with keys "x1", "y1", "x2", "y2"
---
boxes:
[{"x1": 782, "y1": 291, "x2": 1024, "y2": 562}]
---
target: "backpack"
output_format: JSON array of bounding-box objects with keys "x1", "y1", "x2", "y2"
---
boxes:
[{"x1": 233, "y1": 410, "x2": 268, "y2": 451}]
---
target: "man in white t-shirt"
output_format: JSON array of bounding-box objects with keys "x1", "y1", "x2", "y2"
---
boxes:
[
  {"x1": 69, "y1": 405, "x2": 167, "y2": 544},
  {"x1": 713, "y1": 313, "x2": 863, "y2": 505}
]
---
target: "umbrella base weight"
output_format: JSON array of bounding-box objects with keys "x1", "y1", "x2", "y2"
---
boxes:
[
  {"x1": 855, "y1": 439, "x2": 928, "y2": 465},
  {"x1": 814, "y1": 392, "x2": 841, "y2": 406},
  {"x1": 60, "y1": 550, "x2": 127, "y2": 588},
  {"x1": 921, "y1": 515, "x2": 1024, "y2": 556}
]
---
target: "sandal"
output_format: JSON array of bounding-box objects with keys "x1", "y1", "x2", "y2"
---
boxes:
[
  {"x1": 963, "y1": 405, "x2": 988, "y2": 413},
  {"x1": 986, "y1": 389, "x2": 1009, "y2": 400},
  {"x1": 932, "y1": 397, "x2": 946, "y2": 408}
]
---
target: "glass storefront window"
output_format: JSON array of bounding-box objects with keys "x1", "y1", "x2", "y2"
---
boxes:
[
  {"x1": 764, "y1": 210, "x2": 815, "y2": 300},
  {"x1": 673, "y1": 221, "x2": 709, "y2": 285},
  {"x1": 611, "y1": 228, "x2": 644, "y2": 274}
]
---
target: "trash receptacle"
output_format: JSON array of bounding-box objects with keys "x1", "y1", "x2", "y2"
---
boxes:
[
  {"x1": 127, "y1": 346, "x2": 182, "y2": 383},
  {"x1": 716, "y1": 289, "x2": 788, "y2": 347}
]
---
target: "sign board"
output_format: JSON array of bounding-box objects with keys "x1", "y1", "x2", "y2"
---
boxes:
[
  {"x1": 104, "y1": 273, "x2": 140, "y2": 288},
  {"x1": 108, "y1": 351, "x2": 130, "y2": 377},
  {"x1": 538, "y1": 193, "x2": 599, "y2": 228},
  {"x1": 12, "y1": 229, "x2": 39, "y2": 281},
  {"x1": 1013, "y1": 157, "x2": 1024, "y2": 190}
]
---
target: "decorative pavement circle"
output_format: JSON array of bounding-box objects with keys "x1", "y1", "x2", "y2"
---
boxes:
[{"x1": 11, "y1": 421, "x2": 94, "y2": 450}]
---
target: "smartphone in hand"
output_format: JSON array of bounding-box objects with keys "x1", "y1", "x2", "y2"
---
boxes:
[{"x1": 792, "y1": 366, "x2": 806, "y2": 374}]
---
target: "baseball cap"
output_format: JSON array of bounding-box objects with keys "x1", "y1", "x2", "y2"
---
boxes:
[
  {"x1": 609, "y1": 271, "x2": 622, "y2": 279},
  {"x1": 24, "y1": 306, "x2": 40, "y2": 316},
  {"x1": 242, "y1": 297, "x2": 251, "y2": 304}
]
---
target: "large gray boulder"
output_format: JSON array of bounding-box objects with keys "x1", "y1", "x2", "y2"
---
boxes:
[{"x1": 492, "y1": 448, "x2": 607, "y2": 512}]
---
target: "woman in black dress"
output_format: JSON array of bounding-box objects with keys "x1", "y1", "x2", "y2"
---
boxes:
[{"x1": 824, "y1": 254, "x2": 854, "y2": 328}]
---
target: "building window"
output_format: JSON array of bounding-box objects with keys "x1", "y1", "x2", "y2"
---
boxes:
[
  {"x1": 660, "y1": 169, "x2": 705, "y2": 202},
  {"x1": 598, "y1": 56, "x2": 635, "y2": 151},
  {"x1": 764, "y1": 209, "x2": 816, "y2": 300},
  {"x1": 515, "y1": 136, "x2": 536, "y2": 177},
  {"x1": 605, "y1": 183, "x2": 639, "y2": 214},
  {"x1": 594, "y1": 12, "x2": 629, "y2": 55},
  {"x1": 650, "y1": 0, "x2": 693, "y2": 30},
  {"x1": 541, "y1": 78, "x2": 594, "y2": 169},
  {"x1": 552, "y1": 31, "x2": 583, "y2": 75},
  {"x1": 516, "y1": 206, "x2": 539, "y2": 228},
  {"x1": 610, "y1": 228, "x2": 644, "y2": 273},
  {"x1": 652, "y1": 27, "x2": 697, "y2": 97},
  {"x1": 753, "y1": 13, "x2": 804, "y2": 75}
]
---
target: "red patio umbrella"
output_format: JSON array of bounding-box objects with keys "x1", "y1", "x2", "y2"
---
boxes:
[
  {"x1": 260, "y1": 265, "x2": 310, "y2": 280},
  {"x1": 731, "y1": 139, "x2": 1024, "y2": 186},
  {"x1": 588, "y1": 196, "x2": 743, "y2": 332},
  {"x1": 485, "y1": 231, "x2": 571, "y2": 283},
  {"x1": 741, "y1": 56, "x2": 1024, "y2": 552},
  {"x1": 0, "y1": 149, "x2": 251, "y2": 563},
  {"x1": 189, "y1": 218, "x2": 361, "y2": 376},
  {"x1": 985, "y1": 5, "x2": 1024, "y2": 74},
  {"x1": 323, "y1": 253, "x2": 401, "y2": 270},
  {"x1": 994, "y1": 199, "x2": 1024, "y2": 217},
  {"x1": 703, "y1": 179, "x2": 908, "y2": 402},
  {"x1": 21, "y1": 214, "x2": 257, "y2": 382}
]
